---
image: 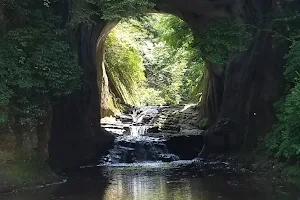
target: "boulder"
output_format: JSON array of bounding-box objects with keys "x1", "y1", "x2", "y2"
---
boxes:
[{"x1": 165, "y1": 134, "x2": 204, "y2": 160}]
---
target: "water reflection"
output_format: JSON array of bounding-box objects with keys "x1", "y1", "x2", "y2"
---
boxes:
[
  {"x1": 104, "y1": 174, "x2": 194, "y2": 200},
  {"x1": 101, "y1": 168, "x2": 300, "y2": 200},
  {"x1": 2, "y1": 166, "x2": 300, "y2": 200}
]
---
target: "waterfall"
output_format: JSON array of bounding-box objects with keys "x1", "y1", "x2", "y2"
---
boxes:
[
  {"x1": 130, "y1": 125, "x2": 150, "y2": 136},
  {"x1": 129, "y1": 106, "x2": 161, "y2": 136}
]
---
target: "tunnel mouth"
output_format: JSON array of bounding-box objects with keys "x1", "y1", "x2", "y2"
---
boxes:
[{"x1": 92, "y1": 14, "x2": 206, "y2": 165}]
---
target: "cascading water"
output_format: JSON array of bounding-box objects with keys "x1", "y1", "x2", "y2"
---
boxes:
[
  {"x1": 101, "y1": 136, "x2": 180, "y2": 164},
  {"x1": 129, "y1": 125, "x2": 150, "y2": 136},
  {"x1": 100, "y1": 106, "x2": 181, "y2": 164},
  {"x1": 129, "y1": 106, "x2": 161, "y2": 136}
]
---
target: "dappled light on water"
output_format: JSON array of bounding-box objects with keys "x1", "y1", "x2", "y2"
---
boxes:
[
  {"x1": 103, "y1": 175, "x2": 193, "y2": 200},
  {"x1": 2, "y1": 165, "x2": 300, "y2": 200}
]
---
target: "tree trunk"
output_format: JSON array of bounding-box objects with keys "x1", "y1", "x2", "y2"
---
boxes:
[
  {"x1": 12, "y1": 118, "x2": 24, "y2": 157},
  {"x1": 200, "y1": 61, "x2": 224, "y2": 125},
  {"x1": 14, "y1": 132, "x2": 23, "y2": 156},
  {"x1": 36, "y1": 106, "x2": 52, "y2": 165}
]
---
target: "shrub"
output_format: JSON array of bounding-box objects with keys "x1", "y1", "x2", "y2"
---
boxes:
[{"x1": 266, "y1": 41, "x2": 300, "y2": 160}]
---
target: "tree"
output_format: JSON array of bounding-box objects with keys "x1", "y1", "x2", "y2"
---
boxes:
[
  {"x1": 104, "y1": 22, "x2": 145, "y2": 106},
  {"x1": 0, "y1": 1, "x2": 82, "y2": 136}
]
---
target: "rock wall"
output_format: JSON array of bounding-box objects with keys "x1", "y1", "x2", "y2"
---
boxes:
[
  {"x1": 156, "y1": 0, "x2": 287, "y2": 152},
  {"x1": 49, "y1": 0, "x2": 289, "y2": 171},
  {"x1": 48, "y1": 23, "x2": 115, "y2": 173},
  {"x1": 97, "y1": 22, "x2": 118, "y2": 118}
]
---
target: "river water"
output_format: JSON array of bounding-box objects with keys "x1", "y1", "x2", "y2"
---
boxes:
[
  {"x1": 2, "y1": 106, "x2": 300, "y2": 200},
  {"x1": 2, "y1": 163, "x2": 300, "y2": 200}
]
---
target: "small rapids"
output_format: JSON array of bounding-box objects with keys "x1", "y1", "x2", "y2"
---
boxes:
[
  {"x1": 100, "y1": 106, "x2": 186, "y2": 165},
  {"x1": 101, "y1": 136, "x2": 180, "y2": 164},
  {"x1": 129, "y1": 125, "x2": 150, "y2": 136},
  {"x1": 101, "y1": 105, "x2": 164, "y2": 136}
]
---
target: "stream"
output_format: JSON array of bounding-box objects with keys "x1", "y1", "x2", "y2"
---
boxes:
[
  {"x1": 2, "y1": 105, "x2": 300, "y2": 200},
  {"x1": 2, "y1": 165, "x2": 300, "y2": 200}
]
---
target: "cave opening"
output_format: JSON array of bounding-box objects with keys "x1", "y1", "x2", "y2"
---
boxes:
[
  {"x1": 2, "y1": 2, "x2": 300, "y2": 197},
  {"x1": 48, "y1": 0, "x2": 286, "y2": 172},
  {"x1": 93, "y1": 13, "x2": 207, "y2": 165},
  {"x1": 96, "y1": 13, "x2": 204, "y2": 119}
]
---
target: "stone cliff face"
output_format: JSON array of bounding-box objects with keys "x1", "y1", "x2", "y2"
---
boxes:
[
  {"x1": 48, "y1": 24, "x2": 115, "y2": 172},
  {"x1": 157, "y1": 0, "x2": 287, "y2": 152},
  {"x1": 48, "y1": 0, "x2": 289, "y2": 171}
]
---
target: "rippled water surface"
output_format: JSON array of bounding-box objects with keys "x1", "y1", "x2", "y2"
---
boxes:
[{"x1": 2, "y1": 162, "x2": 300, "y2": 200}]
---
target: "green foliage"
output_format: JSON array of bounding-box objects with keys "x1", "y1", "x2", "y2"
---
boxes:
[
  {"x1": 266, "y1": 41, "x2": 300, "y2": 159},
  {"x1": 142, "y1": 14, "x2": 204, "y2": 103},
  {"x1": 28, "y1": 41, "x2": 82, "y2": 96},
  {"x1": 266, "y1": 81, "x2": 300, "y2": 158},
  {"x1": 180, "y1": 60, "x2": 204, "y2": 102},
  {"x1": 136, "y1": 87, "x2": 166, "y2": 106},
  {"x1": 265, "y1": 9, "x2": 300, "y2": 163},
  {"x1": 157, "y1": 15, "x2": 204, "y2": 102},
  {"x1": 199, "y1": 118, "x2": 208, "y2": 128},
  {"x1": 99, "y1": 0, "x2": 155, "y2": 20},
  {"x1": 0, "y1": 27, "x2": 82, "y2": 126},
  {"x1": 155, "y1": 15, "x2": 193, "y2": 49},
  {"x1": 0, "y1": 1, "x2": 82, "y2": 128},
  {"x1": 284, "y1": 41, "x2": 300, "y2": 83},
  {"x1": 104, "y1": 23, "x2": 145, "y2": 105},
  {"x1": 143, "y1": 43, "x2": 185, "y2": 104},
  {"x1": 70, "y1": 0, "x2": 155, "y2": 25},
  {"x1": 194, "y1": 20, "x2": 251, "y2": 64},
  {"x1": 271, "y1": 11, "x2": 300, "y2": 42},
  {"x1": 102, "y1": 14, "x2": 205, "y2": 107},
  {"x1": 282, "y1": 166, "x2": 300, "y2": 177}
]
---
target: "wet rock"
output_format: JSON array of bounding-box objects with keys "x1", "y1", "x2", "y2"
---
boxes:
[
  {"x1": 116, "y1": 115, "x2": 133, "y2": 123},
  {"x1": 100, "y1": 105, "x2": 207, "y2": 165},
  {"x1": 105, "y1": 146, "x2": 136, "y2": 163},
  {"x1": 159, "y1": 154, "x2": 180, "y2": 162},
  {"x1": 180, "y1": 129, "x2": 204, "y2": 135},
  {"x1": 49, "y1": 127, "x2": 115, "y2": 173},
  {"x1": 147, "y1": 126, "x2": 160, "y2": 133},
  {"x1": 165, "y1": 134, "x2": 204, "y2": 160},
  {"x1": 102, "y1": 136, "x2": 169, "y2": 164},
  {"x1": 161, "y1": 125, "x2": 181, "y2": 132}
]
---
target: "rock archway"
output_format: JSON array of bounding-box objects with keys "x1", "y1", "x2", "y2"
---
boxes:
[{"x1": 48, "y1": 0, "x2": 287, "y2": 171}]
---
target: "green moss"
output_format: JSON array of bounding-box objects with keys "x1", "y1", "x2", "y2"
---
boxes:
[
  {"x1": 199, "y1": 118, "x2": 208, "y2": 128},
  {"x1": 0, "y1": 134, "x2": 59, "y2": 192},
  {"x1": 0, "y1": 159, "x2": 59, "y2": 188}
]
